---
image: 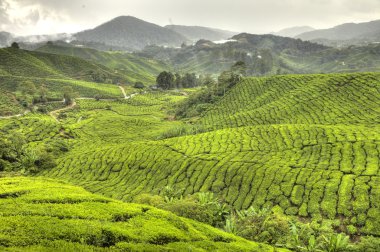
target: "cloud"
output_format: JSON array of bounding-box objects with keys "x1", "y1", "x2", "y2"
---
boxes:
[{"x1": 0, "y1": 0, "x2": 379, "y2": 35}]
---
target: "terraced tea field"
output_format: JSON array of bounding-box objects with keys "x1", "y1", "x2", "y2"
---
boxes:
[
  {"x1": 201, "y1": 73, "x2": 380, "y2": 128},
  {"x1": 0, "y1": 177, "x2": 285, "y2": 251},
  {"x1": 1, "y1": 72, "x2": 379, "y2": 249},
  {"x1": 29, "y1": 72, "x2": 379, "y2": 239}
]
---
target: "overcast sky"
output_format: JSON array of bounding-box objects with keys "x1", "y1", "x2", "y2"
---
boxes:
[{"x1": 1, "y1": 0, "x2": 379, "y2": 36}]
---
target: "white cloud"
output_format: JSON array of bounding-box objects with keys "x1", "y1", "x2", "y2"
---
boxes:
[{"x1": 0, "y1": 0, "x2": 379, "y2": 35}]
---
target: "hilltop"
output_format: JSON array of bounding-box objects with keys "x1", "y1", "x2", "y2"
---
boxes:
[
  {"x1": 74, "y1": 16, "x2": 188, "y2": 51},
  {"x1": 272, "y1": 26, "x2": 315, "y2": 38},
  {"x1": 165, "y1": 25, "x2": 238, "y2": 42},
  {"x1": 296, "y1": 19, "x2": 380, "y2": 46}
]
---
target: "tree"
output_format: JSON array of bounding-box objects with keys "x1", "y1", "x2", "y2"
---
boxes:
[
  {"x1": 182, "y1": 73, "x2": 197, "y2": 88},
  {"x1": 134, "y1": 82, "x2": 145, "y2": 89},
  {"x1": 156, "y1": 71, "x2": 175, "y2": 90},
  {"x1": 63, "y1": 86, "x2": 75, "y2": 105},
  {"x1": 38, "y1": 84, "x2": 48, "y2": 103},
  {"x1": 174, "y1": 73, "x2": 182, "y2": 89},
  {"x1": 231, "y1": 61, "x2": 247, "y2": 76},
  {"x1": 11, "y1": 42, "x2": 19, "y2": 49}
]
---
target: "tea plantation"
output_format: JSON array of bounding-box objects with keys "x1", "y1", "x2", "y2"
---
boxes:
[
  {"x1": 1, "y1": 72, "x2": 379, "y2": 251},
  {"x1": 0, "y1": 176, "x2": 285, "y2": 251}
]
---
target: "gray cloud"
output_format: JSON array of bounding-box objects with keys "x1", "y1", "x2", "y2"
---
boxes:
[{"x1": 0, "y1": 0, "x2": 379, "y2": 35}]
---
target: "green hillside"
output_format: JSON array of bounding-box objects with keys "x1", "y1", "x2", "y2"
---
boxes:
[
  {"x1": 0, "y1": 47, "x2": 124, "y2": 83},
  {"x1": 17, "y1": 73, "x2": 374, "y2": 239},
  {"x1": 0, "y1": 176, "x2": 284, "y2": 251},
  {"x1": 1, "y1": 72, "x2": 379, "y2": 250},
  {"x1": 0, "y1": 90, "x2": 23, "y2": 116},
  {"x1": 36, "y1": 43, "x2": 168, "y2": 84},
  {"x1": 201, "y1": 73, "x2": 380, "y2": 128}
]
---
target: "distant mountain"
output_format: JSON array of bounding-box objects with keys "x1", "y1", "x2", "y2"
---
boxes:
[
  {"x1": 139, "y1": 32, "x2": 380, "y2": 75},
  {"x1": 296, "y1": 19, "x2": 380, "y2": 46},
  {"x1": 74, "y1": 16, "x2": 188, "y2": 51},
  {"x1": 273, "y1": 26, "x2": 315, "y2": 38},
  {"x1": 165, "y1": 25, "x2": 238, "y2": 42}
]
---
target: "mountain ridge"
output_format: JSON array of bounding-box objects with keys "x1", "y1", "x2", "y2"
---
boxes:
[{"x1": 74, "y1": 16, "x2": 188, "y2": 51}]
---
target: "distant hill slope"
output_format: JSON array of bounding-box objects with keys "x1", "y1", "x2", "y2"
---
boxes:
[
  {"x1": 296, "y1": 19, "x2": 380, "y2": 46},
  {"x1": 0, "y1": 176, "x2": 284, "y2": 251},
  {"x1": 201, "y1": 73, "x2": 380, "y2": 128},
  {"x1": 74, "y1": 16, "x2": 188, "y2": 51},
  {"x1": 165, "y1": 25, "x2": 238, "y2": 42},
  {"x1": 36, "y1": 43, "x2": 168, "y2": 84},
  {"x1": 273, "y1": 26, "x2": 315, "y2": 38},
  {"x1": 0, "y1": 47, "x2": 124, "y2": 83},
  {"x1": 139, "y1": 33, "x2": 380, "y2": 75}
]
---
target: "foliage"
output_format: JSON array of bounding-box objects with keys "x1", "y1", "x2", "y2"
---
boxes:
[{"x1": 0, "y1": 177, "x2": 283, "y2": 251}]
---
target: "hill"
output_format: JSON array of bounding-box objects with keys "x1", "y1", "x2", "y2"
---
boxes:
[
  {"x1": 35, "y1": 43, "x2": 168, "y2": 84},
  {"x1": 74, "y1": 16, "x2": 188, "y2": 51},
  {"x1": 296, "y1": 19, "x2": 380, "y2": 46},
  {"x1": 139, "y1": 33, "x2": 380, "y2": 75},
  {"x1": 0, "y1": 47, "x2": 124, "y2": 83},
  {"x1": 273, "y1": 26, "x2": 315, "y2": 38},
  {"x1": 165, "y1": 25, "x2": 238, "y2": 42},
  {"x1": 0, "y1": 176, "x2": 285, "y2": 251},
  {"x1": 22, "y1": 72, "x2": 378, "y2": 241}
]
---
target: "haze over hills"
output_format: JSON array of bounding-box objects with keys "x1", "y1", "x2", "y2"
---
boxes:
[
  {"x1": 272, "y1": 26, "x2": 315, "y2": 38},
  {"x1": 0, "y1": 31, "x2": 12, "y2": 47},
  {"x1": 74, "y1": 16, "x2": 188, "y2": 51},
  {"x1": 296, "y1": 19, "x2": 380, "y2": 46},
  {"x1": 139, "y1": 32, "x2": 380, "y2": 75},
  {"x1": 165, "y1": 25, "x2": 238, "y2": 42}
]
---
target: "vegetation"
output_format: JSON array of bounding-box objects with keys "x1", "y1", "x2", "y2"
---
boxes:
[
  {"x1": 0, "y1": 176, "x2": 285, "y2": 251},
  {"x1": 0, "y1": 40, "x2": 379, "y2": 251},
  {"x1": 36, "y1": 43, "x2": 168, "y2": 84},
  {"x1": 156, "y1": 71, "x2": 201, "y2": 89}
]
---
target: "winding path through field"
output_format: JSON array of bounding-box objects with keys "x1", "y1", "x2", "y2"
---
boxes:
[
  {"x1": 0, "y1": 86, "x2": 140, "y2": 121},
  {"x1": 49, "y1": 101, "x2": 77, "y2": 122},
  {"x1": 0, "y1": 110, "x2": 30, "y2": 119}
]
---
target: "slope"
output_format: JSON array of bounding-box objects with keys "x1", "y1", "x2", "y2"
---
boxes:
[
  {"x1": 296, "y1": 19, "x2": 380, "y2": 46},
  {"x1": 30, "y1": 72, "x2": 380, "y2": 238},
  {"x1": 74, "y1": 16, "x2": 188, "y2": 51},
  {"x1": 165, "y1": 25, "x2": 238, "y2": 42},
  {"x1": 0, "y1": 176, "x2": 286, "y2": 251},
  {"x1": 35, "y1": 43, "x2": 168, "y2": 84},
  {"x1": 272, "y1": 26, "x2": 315, "y2": 38},
  {"x1": 0, "y1": 47, "x2": 124, "y2": 83},
  {"x1": 140, "y1": 33, "x2": 380, "y2": 75}
]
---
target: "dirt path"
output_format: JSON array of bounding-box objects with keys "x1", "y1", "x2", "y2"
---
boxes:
[
  {"x1": 49, "y1": 101, "x2": 77, "y2": 122},
  {"x1": 119, "y1": 86, "x2": 128, "y2": 99},
  {"x1": 0, "y1": 110, "x2": 29, "y2": 119}
]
